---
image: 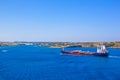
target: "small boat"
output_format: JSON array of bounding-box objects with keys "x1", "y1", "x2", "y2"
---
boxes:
[{"x1": 61, "y1": 45, "x2": 109, "y2": 57}]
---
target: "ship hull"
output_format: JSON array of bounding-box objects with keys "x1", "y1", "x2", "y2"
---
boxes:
[
  {"x1": 61, "y1": 50, "x2": 109, "y2": 57},
  {"x1": 92, "y1": 52, "x2": 109, "y2": 57}
]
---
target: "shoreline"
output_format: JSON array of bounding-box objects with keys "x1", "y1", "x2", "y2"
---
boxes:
[
  {"x1": 0, "y1": 41, "x2": 120, "y2": 48},
  {"x1": 0, "y1": 45, "x2": 120, "y2": 49}
]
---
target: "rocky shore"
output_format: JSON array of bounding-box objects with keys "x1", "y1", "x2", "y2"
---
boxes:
[
  {"x1": 0, "y1": 42, "x2": 18, "y2": 46},
  {"x1": 40, "y1": 41, "x2": 120, "y2": 48},
  {"x1": 0, "y1": 41, "x2": 120, "y2": 48}
]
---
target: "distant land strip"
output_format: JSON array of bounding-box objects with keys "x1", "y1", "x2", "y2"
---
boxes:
[{"x1": 0, "y1": 41, "x2": 120, "y2": 48}]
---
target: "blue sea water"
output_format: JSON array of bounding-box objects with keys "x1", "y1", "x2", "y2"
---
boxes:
[{"x1": 0, "y1": 46, "x2": 120, "y2": 80}]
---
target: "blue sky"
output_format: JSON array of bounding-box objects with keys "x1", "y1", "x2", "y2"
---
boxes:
[{"x1": 0, "y1": 0, "x2": 120, "y2": 42}]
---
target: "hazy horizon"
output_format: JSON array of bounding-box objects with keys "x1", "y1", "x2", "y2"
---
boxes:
[{"x1": 0, "y1": 0, "x2": 120, "y2": 42}]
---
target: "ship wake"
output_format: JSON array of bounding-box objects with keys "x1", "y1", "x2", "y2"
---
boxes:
[{"x1": 109, "y1": 56, "x2": 120, "y2": 59}]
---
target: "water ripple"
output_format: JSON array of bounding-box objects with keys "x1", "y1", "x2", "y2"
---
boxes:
[{"x1": 109, "y1": 56, "x2": 120, "y2": 59}]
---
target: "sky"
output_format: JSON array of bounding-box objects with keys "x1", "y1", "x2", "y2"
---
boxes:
[{"x1": 0, "y1": 0, "x2": 120, "y2": 42}]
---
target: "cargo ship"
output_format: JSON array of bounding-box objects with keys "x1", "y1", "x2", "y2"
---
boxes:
[{"x1": 61, "y1": 45, "x2": 109, "y2": 57}]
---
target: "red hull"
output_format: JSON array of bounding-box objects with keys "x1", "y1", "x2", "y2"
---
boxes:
[{"x1": 61, "y1": 50, "x2": 93, "y2": 55}]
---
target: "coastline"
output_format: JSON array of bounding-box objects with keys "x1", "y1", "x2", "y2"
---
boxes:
[{"x1": 0, "y1": 41, "x2": 120, "y2": 48}]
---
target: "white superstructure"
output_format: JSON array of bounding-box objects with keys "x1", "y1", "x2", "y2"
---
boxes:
[{"x1": 97, "y1": 45, "x2": 108, "y2": 53}]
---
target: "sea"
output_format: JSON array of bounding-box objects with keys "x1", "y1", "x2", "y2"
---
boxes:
[{"x1": 0, "y1": 45, "x2": 120, "y2": 80}]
